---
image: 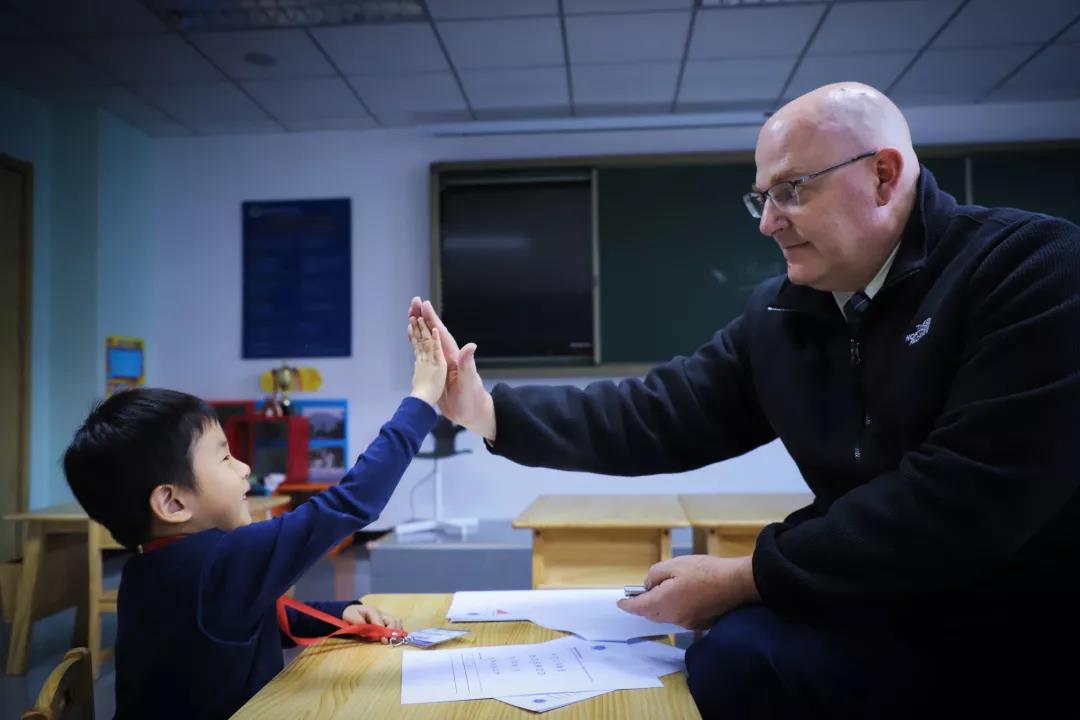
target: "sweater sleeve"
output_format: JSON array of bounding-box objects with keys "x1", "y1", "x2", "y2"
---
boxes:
[
  {"x1": 488, "y1": 313, "x2": 776, "y2": 476},
  {"x1": 198, "y1": 397, "x2": 436, "y2": 641},
  {"x1": 753, "y1": 218, "x2": 1080, "y2": 623}
]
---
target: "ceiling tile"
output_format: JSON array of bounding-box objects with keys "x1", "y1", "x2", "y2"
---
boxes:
[
  {"x1": 44, "y1": 85, "x2": 173, "y2": 125},
  {"x1": 426, "y1": 0, "x2": 556, "y2": 19},
  {"x1": 0, "y1": 8, "x2": 40, "y2": 39},
  {"x1": 678, "y1": 57, "x2": 793, "y2": 108},
  {"x1": 283, "y1": 116, "x2": 379, "y2": 132},
  {"x1": 987, "y1": 43, "x2": 1080, "y2": 102},
  {"x1": 460, "y1": 66, "x2": 568, "y2": 113},
  {"x1": 785, "y1": 52, "x2": 912, "y2": 98},
  {"x1": 567, "y1": 12, "x2": 690, "y2": 64},
  {"x1": 242, "y1": 77, "x2": 367, "y2": 121},
  {"x1": 1057, "y1": 19, "x2": 1080, "y2": 43},
  {"x1": 572, "y1": 61, "x2": 678, "y2": 109},
  {"x1": 140, "y1": 121, "x2": 194, "y2": 137},
  {"x1": 78, "y1": 35, "x2": 222, "y2": 84},
  {"x1": 189, "y1": 29, "x2": 335, "y2": 81},
  {"x1": 309, "y1": 23, "x2": 447, "y2": 75},
  {"x1": 381, "y1": 109, "x2": 472, "y2": 126},
  {"x1": 690, "y1": 5, "x2": 825, "y2": 60},
  {"x1": 348, "y1": 72, "x2": 467, "y2": 124},
  {"x1": 934, "y1": 0, "x2": 1080, "y2": 48},
  {"x1": 7, "y1": 0, "x2": 168, "y2": 36},
  {"x1": 192, "y1": 119, "x2": 283, "y2": 135},
  {"x1": 438, "y1": 17, "x2": 563, "y2": 69},
  {"x1": 137, "y1": 81, "x2": 267, "y2": 123},
  {"x1": 809, "y1": 0, "x2": 961, "y2": 55},
  {"x1": 565, "y1": 0, "x2": 691, "y2": 12},
  {"x1": 890, "y1": 46, "x2": 1035, "y2": 105},
  {"x1": 0, "y1": 41, "x2": 112, "y2": 88}
]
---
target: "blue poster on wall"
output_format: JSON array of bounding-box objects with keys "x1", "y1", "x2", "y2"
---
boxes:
[{"x1": 242, "y1": 198, "x2": 351, "y2": 358}]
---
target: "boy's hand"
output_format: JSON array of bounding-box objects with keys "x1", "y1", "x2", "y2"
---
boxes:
[
  {"x1": 407, "y1": 297, "x2": 497, "y2": 442},
  {"x1": 408, "y1": 316, "x2": 447, "y2": 407},
  {"x1": 343, "y1": 603, "x2": 403, "y2": 645}
]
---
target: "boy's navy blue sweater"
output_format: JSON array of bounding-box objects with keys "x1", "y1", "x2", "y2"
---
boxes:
[{"x1": 113, "y1": 397, "x2": 435, "y2": 720}]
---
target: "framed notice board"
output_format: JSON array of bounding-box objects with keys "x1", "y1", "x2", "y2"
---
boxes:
[{"x1": 242, "y1": 198, "x2": 351, "y2": 359}]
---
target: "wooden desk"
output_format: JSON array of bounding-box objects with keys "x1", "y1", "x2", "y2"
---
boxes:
[
  {"x1": 678, "y1": 493, "x2": 813, "y2": 556},
  {"x1": 233, "y1": 593, "x2": 700, "y2": 719},
  {"x1": 2, "y1": 495, "x2": 290, "y2": 675},
  {"x1": 512, "y1": 495, "x2": 690, "y2": 589}
]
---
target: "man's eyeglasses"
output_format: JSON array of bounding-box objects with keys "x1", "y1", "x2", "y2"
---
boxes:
[{"x1": 743, "y1": 150, "x2": 878, "y2": 219}]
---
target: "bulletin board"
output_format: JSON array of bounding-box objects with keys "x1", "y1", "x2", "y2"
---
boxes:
[{"x1": 242, "y1": 198, "x2": 351, "y2": 359}]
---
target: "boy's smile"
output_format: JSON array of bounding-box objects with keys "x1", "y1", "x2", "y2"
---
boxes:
[{"x1": 183, "y1": 421, "x2": 254, "y2": 532}]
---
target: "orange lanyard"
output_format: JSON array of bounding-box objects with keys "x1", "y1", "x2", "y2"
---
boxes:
[{"x1": 141, "y1": 534, "x2": 406, "y2": 644}]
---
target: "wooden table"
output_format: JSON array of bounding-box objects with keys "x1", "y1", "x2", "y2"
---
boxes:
[
  {"x1": 512, "y1": 495, "x2": 690, "y2": 589},
  {"x1": 233, "y1": 593, "x2": 700, "y2": 719},
  {"x1": 2, "y1": 494, "x2": 290, "y2": 675},
  {"x1": 677, "y1": 493, "x2": 813, "y2": 556}
]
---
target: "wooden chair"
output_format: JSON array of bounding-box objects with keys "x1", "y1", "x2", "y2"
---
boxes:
[
  {"x1": 87, "y1": 522, "x2": 121, "y2": 679},
  {"x1": 21, "y1": 647, "x2": 94, "y2": 720}
]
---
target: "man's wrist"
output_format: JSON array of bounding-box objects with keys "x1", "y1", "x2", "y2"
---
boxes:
[
  {"x1": 739, "y1": 555, "x2": 761, "y2": 603},
  {"x1": 465, "y1": 392, "x2": 497, "y2": 443}
]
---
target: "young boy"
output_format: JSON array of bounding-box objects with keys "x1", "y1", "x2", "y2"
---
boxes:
[{"x1": 63, "y1": 317, "x2": 446, "y2": 719}]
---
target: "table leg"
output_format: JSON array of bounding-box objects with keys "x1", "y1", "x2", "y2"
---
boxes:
[{"x1": 6, "y1": 523, "x2": 44, "y2": 674}]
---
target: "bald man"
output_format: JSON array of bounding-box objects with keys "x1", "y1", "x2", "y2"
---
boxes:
[{"x1": 410, "y1": 83, "x2": 1080, "y2": 716}]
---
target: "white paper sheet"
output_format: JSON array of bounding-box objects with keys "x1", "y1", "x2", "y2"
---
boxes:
[
  {"x1": 400, "y1": 635, "x2": 662, "y2": 705},
  {"x1": 498, "y1": 691, "x2": 606, "y2": 713},
  {"x1": 495, "y1": 640, "x2": 687, "y2": 713},
  {"x1": 445, "y1": 590, "x2": 537, "y2": 621},
  {"x1": 446, "y1": 589, "x2": 685, "y2": 641}
]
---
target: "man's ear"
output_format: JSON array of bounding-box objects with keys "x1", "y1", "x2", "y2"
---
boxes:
[
  {"x1": 149, "y1": 484, "x2": 193, "y2": 526},
  {"x1": 873, "y1": 148, "x2": 904, "y2": 206}
]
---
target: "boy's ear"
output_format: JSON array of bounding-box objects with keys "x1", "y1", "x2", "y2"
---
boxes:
[{"x1": 149, "y1": 484, "x2": 193, "y2": 525}]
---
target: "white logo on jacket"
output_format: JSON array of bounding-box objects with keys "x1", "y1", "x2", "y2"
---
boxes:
[{"x1": 905, "y1": 317, "x2": 932, "y2": 345}]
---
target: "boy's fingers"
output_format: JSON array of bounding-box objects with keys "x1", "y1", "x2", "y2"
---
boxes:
[{"x1": 431, "y1": 328, "x2": 444, "y2": 363}]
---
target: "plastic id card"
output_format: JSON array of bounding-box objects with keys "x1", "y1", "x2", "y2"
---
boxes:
[{"x1": 398, "y1": 628, "x2": 470, "y2": 648}]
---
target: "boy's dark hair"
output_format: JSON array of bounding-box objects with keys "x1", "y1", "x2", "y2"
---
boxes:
[{"x1": 64, "y1": 388, "x2": 218, "y2": 549}]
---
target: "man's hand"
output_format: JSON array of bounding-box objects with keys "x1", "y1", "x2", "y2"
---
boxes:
[
  {"x1": 343, "y1": 603, "x2": 403, "y2": 645},
  {"x1": 407, "y1": 296, "x2": 496, "y2": 441},
  {"x1": 617, "y1": 555, "x2": 760, "y2": 629}
]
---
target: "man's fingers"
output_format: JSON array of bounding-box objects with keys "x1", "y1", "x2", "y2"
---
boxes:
[
  {"x1": 418, "y1": 316, "x2": 432, "y2": 341},
  {"x1": 643, "y1": 560, "x2": 676, "y2": 590},
  {"x1": 459, "y1": 343, "x2": 478, "y2": 373},
  {"x1": 617, "y1": 592, "x2": 661, "y2": 620},
  {"x1": 409, "y1": 296, "x2": 422, "y2": 319},
  {"x1": 422, "y1": 300, "x2": 461, "y2": 356}
]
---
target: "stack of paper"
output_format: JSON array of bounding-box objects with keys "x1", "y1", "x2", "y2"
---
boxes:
[
  {"x1": 495, "y1": 639, "x2": 687, "y2": 713},
  {"x1": 400, "y1": 635, "x2": 662, "y2": 704},
  {"x1": 400, "y1": 589, "x2": 689, "y2": 712},
  {"x1": 446, "y1": 589, "x2": 684, "y2": 641}
]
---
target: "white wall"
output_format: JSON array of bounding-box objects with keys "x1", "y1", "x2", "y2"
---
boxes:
[
  {"x1": 96, "y1": 112, "x2": 157, "y2": 393},
  {"x1": 1, "y1": 86, "x2": 156, "y2": 508},
  {"x1": 148, "y1": 97, "x2": 1080, "y2": 529}
]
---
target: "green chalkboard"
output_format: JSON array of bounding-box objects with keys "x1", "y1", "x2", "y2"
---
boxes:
[
  {"x1": 598, "y1": 164, "x2": 784, "y2": 363},
  {"x1": 921, "y1": 155, "x2": 967, "y2": 203},
  {"x1": 972, "y1": 148, "x2": 1080, "y2": 224}
]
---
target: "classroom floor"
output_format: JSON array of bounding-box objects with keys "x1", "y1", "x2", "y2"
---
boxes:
[{"x1": 0, "y1": 543, "x2": 372, "y2": 719}]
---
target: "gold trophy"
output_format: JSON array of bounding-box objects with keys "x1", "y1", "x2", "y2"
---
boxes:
[{"x1": 260, "y1": 362, "x2": 323, "y2": 416}]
